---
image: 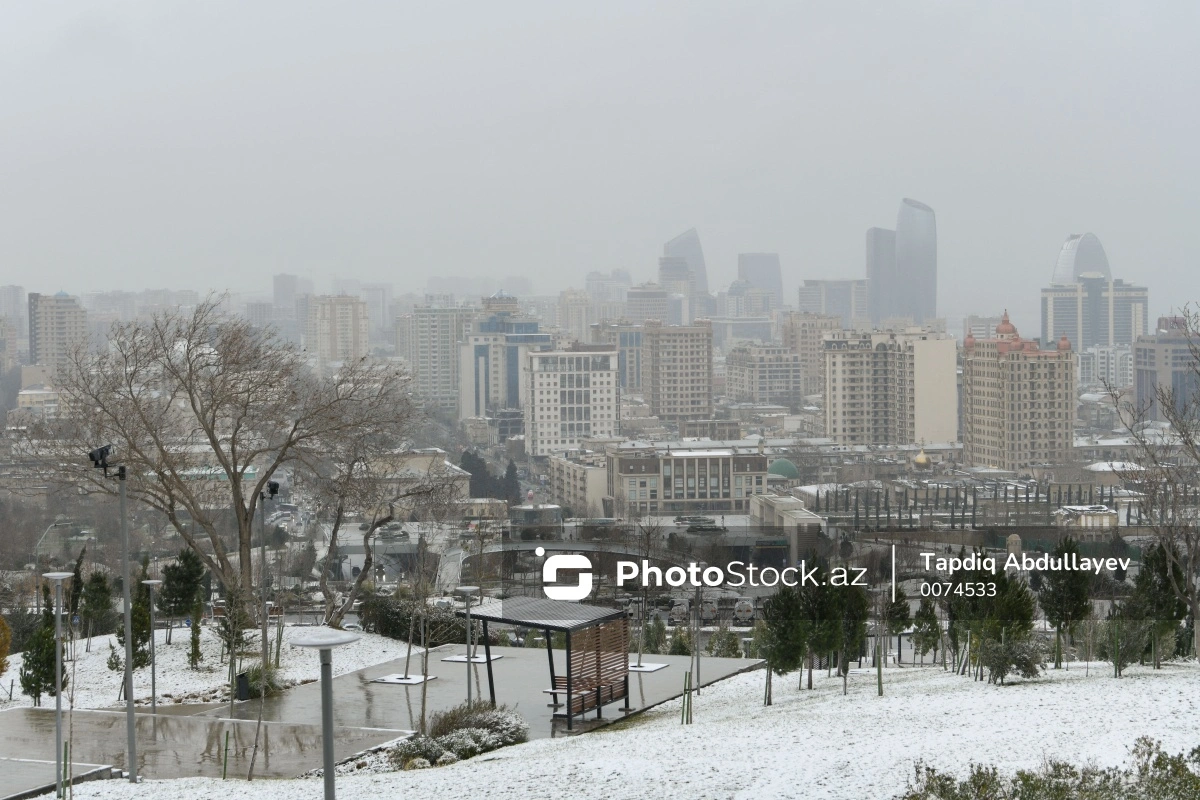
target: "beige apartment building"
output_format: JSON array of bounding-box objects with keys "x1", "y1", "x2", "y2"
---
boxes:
[
  {"x1": 642, "y1": 319, "x2": 713, "y2": 421},
  {"x1": 824, "y1": 328, "x2": 957, "y2": 446},
  {"x1": 962, "y1": 312, "x2": 1076, "y2": 470},
  {"x1": 402, "y1": 304, "x2": 476, "y2": 410},
  {"x1": 725, "y1": 344, "x2": 804, "y2": 407},
  {"x1": 546, "y1": 448, "x2": 609, "y2": 516},
  {"x1": 28, "y1": 292, "x2": 88, "y2": 374},
  {"x1": 781, "y1": 311, "x2": 842, "y2": 396}
]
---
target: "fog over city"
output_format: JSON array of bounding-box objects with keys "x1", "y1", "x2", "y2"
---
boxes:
[{"x1": 3, "y1": 2, "x2": 1199, "y2": 333}]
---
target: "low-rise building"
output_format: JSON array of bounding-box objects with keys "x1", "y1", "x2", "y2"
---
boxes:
[
  {"x1": 547, "y1": 449, "x2": 609, "y2": 517},
  {"x1": 606, "y1": 439, "x2": 773, "y2": 515}
]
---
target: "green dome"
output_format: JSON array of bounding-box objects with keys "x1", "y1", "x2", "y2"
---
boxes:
[{"x1": 767, "y1": 458, "x2": 800, "y2": 479}]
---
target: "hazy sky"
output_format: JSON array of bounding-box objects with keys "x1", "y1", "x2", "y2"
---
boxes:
[{"x1": 3, "y1": 2, "x2": 1197, "y2": 333}]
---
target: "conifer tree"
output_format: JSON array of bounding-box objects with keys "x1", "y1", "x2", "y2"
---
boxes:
[{"x1": 1039, "y1": 537, "x2": 1091, "y2": 668}]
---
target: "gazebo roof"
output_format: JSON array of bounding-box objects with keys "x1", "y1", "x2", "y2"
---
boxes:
[{"x1": 456, "y1": 596, "x2": 625, "y2": 633}]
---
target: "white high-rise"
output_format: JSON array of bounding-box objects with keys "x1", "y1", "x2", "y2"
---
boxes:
[{"x1": 525, "y1": 345, "x2": 619, "y2": 457}]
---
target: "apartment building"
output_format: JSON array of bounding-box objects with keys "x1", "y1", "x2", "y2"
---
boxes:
[
  {"x1": 306, "y1": 295, "x2": 370, "y2": 366},
  {"x1": 781, "y1": 311, "x2": 842, "y2": 396},
  {"x1": 547, "y1": 448, "x2": 609, "y2": 516},
  {"x1": 28, "y1": 292, "x2": 88, "y2": 374},
  {"x1": 823, "y1": 328, "x2": 957, "y2": 446},
  {"x1": 962, "y1": 312, "x2": 1076, "y2": 470},
  {"x1": 725, "y1": 344, "x2": 804, "y2": 407},
  {"x1": 642, "y1": 319, "x2": 713, "y2": 421}
]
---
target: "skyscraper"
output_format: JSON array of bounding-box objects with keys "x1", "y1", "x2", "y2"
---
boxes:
[
  {"x1": 663, "y1": 228, "x2": 709, "y2": 296},
  {"x1": 737, "y1": 253, "x2": 784, "y2": 307},
  {"x1": 893, "y1": 198, "x2": 937, "y2": 323},
  {"x1": 1040, "y1": 233, "x2": 1148, "y2": 348},
  {"x1": 865, "y1": 228, "x2": 895, "y2": 324}
]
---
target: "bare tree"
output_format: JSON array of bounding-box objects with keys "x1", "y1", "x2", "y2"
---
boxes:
[
  {"x1": 27, "y1": 298, "x2": 423, "y2": 608},
  {"x1": 308, "y1": 447, "x2": 461, "y2": 628},
  {"x1": 1107, "y1": 310, "x2": 1200, "y2": 658}
]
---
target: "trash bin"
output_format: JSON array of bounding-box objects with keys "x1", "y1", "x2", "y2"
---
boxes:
[{"x1": 236, "y1": 672, "x2": 250, "y2": 701}]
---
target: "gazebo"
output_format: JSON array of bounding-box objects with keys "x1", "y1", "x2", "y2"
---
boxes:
[{"x1": 456, "y1": 597, "x2": 631, "y2": 730}]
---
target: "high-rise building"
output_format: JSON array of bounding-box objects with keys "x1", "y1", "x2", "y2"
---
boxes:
[
  {"x1": 458, "y1": 295, "x2": 552, "y2": 419},
  {"x1": 1077, "y1": 345, "x2": 1133, "y2": 390},
  {"x1": 737, "y1": 253, "x2": 784, "y2": 307},
  {"x1": 1134, "y1": 317, "x2": 1198, "y2": 423},
  {"x1": 663, "y1": 228, "x2": 709, "y2": 296},
  {"x1": 306, "y1": 295, "x2": 369, "y2": 366},
  {"x1": 406, "y1": 303, "x2": 477, "y2": 410},
  {"x1": 1041, "y1": 233, "x2": 1148, "y2": 349},
  {"x1": 28, "y1": 292, "x2": 88, "y2": 374},
  {"x1": 797, "y1": 279, "x2": 868, "y2": 329},
  {"x1": 590, "y1": 321, "x2": 643, "y2": 391},
  {"x1": 865, "y1": 228, "x2": 896, "y2": 324},
  {"x1": 642, "y1": 320, "x2": 713, "y2": 421},
  {"x1": 626, "y1": 283, "x2": 670, "y2": 325},
  {"x1": 894, "y1": 198, "x2": 938, "y2": 324},
  {"x1": 361, "y1": 283, "x2": 394, "y2": 337},
  {"x1": 524, "y1": 344, "x2": 620, "y2": 457},
  {"x1": 962, "y1": 312, "x2": 1075, "y2": 470},
  {"x1": 780, "y1": 311, "x2": 843, "y2": 396},
  {"x1": 823, "y1": 328, "x2": 957, "y2": 446},
  {"x1": 556, "y1": 289, "x2": 592, "y2": 343},
  {"x1": 725, "y1": 344, "x2": 803, "y2": 407}
]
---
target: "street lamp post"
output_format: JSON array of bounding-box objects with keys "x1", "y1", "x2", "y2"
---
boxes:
[
  {"x1": 291, "y1": 628, "x2": 360, "y2": 800},
  {"x1": 88, "y1": 446, "x2": 137, "y2": 783},
  {"x1": 142, "y1": 580, "x2": 163, "y2": 715},
  {"x1": 456, "y1": 586, "x2": 479, "y2": 706},
  {"x1": 44, "y1": 571, "x2": 74, "y2": 799}
]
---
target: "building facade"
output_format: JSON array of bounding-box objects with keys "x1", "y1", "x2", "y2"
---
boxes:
[
  {"x1": 823, "y1": 328, "x2": 958, "y2": 446},
  {"x1": 737, "y1": 253, "x2": 784, "y2": 307},
  {"x1": 781, "y1": 311, "x2": 843, "y2": 396},
  {"x1": 606, "y1": 440, "x2": 770, "y2": 514},
  {"x1": 1041, "y1": 277, "x2": 1148, "y2": 349},
  {"x1": 459, "y1": 298, "x2": 552, "y2": 420},
  {"x1": 306, "y1": 295, "x2": 370, "y2": 366},
  {"x1": 524, "y1": 345, "x2": 619, "y2": 457},
  {"x1": 1134, "y1": 317, "x2": 1198, "y2": 422},
  {"x1": 962, "y1": 313, "x2": 1076, "y2": 470},
  {"x1": 797, "y1": 279, "x2": 868, "y2": 329},
  {"x1": 725, "y1": 344, "x2": 804, "y2": 407},
  {"x1": 626, "y1": 283, "x2": 670, "y2": 325},
  {"x1": 590, "y1": 321, "x2": 643, "y2": 391},
  {"x1": 642, "y1": 320, "x2": 714, "y2": 421},
  {"x1": 28, "y1": 292, "x2": 88, "y2": 373},
  {"x1": 547, "y1": 449, "x2": 610, "y2": 515},
  {"x1": 405, "y1": 303, "x2": 477, "y2": 410},
  {"x1": 893, "y1": 198, "x2": 938, "y2": 324}
]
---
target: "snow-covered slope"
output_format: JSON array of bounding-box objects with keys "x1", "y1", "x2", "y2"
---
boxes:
[{"x1": 68, "y1": 659, "x2": 1200, "y2": 800}]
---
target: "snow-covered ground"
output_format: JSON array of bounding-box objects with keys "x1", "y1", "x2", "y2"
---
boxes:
[
  {"x1": 66, "y1": 658, "x2": 1199, "y2": 800},
  {"x1": 0, "y1": 625, "x2": 425, "y2": 710}
]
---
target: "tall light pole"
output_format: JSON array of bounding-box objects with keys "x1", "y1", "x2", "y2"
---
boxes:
[
  {"x1": 89, "y1": 446, "x2": 137, "y2": 783},
  {"x1": 142, "y1": 579, "x2": 162, "y2": 715},
  {"x1": 291, "y1": 628, "x2": 360, "y2": 800},
  {"x1": 44, "y1": 571, "x2": 74, "y2": 799},
  {"x1": 260, "y1": 482, "x2": 279, "y2": 673},
  {"x1": 456, "y1": 586, "x2": 479, "y2": 706}
]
